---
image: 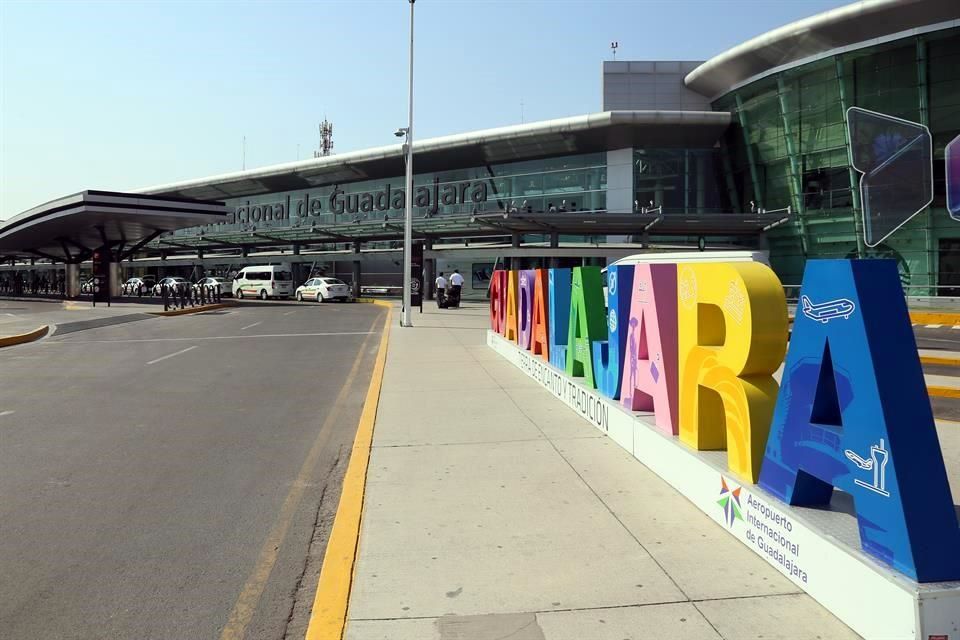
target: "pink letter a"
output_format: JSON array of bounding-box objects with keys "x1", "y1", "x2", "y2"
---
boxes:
[{"x1": 619, "y1": 263, "x2": 678, "y2": 435}]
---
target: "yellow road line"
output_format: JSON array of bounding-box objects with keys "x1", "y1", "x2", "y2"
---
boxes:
[
  {"x1": 305, "y1": 300, "x2": 393, "y2": 640},
  {"x1": 910, "y1": 311, "x2": 960, "y2": 326},
  {"x1": 920, "y1": 355, "x2": 960, "y2": 367},
  {"x1": 0, "y1": 325, "x2": 49, "y2": 348},
  {"x1": 928, "y1": 386, "x2": 960, "y2": 399},
  {"x1": 218, "y1": 312, "x2": 383, "y2": 640}
]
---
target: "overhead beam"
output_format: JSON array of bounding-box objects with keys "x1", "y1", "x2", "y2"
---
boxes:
[
  {"x1": 157, "y1": 239, "x2": 201, "y2": 251},
  {"x1": 118, "y1": 230, "x2": 163, "y2": 261},
  {"x1": 27, "y1": 249, "x2": 62, "y2": 262},
  {"x1": 59, "y1": 240, "x2": 74, "y2": 263},
  {"x1": 58, "y1": 236, "x2": 90, "y2": 254},
  {"x1": 309, "y1": 227, "x2": 353, "y2": 242},
  {"x1": 252, "y1": 232, "x2": 292, "y2": 244}
]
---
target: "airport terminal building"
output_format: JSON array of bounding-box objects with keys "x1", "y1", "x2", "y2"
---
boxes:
[{"x1": 3, "y1": 0, "x2": 959, "y2": 298}]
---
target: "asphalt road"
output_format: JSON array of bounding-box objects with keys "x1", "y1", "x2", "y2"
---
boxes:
[
  {"x1": 0, "y1": 301, "x2": 386, "y2": 639},
  {"x1": 913, "y1": 324, "x2": 960, "y2": 351}
]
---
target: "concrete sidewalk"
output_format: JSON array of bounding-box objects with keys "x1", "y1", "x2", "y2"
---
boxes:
[{"x1": 344, "y1": 302, "x2": 859, "y2": 640}]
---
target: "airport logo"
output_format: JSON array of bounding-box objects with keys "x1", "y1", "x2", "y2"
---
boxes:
[
  {"x1": 800, "y1": 295, "x2": 855, "y2": 323},
  {"x1": 718, "y1": 477, "x2": 744, "y2": 528}
]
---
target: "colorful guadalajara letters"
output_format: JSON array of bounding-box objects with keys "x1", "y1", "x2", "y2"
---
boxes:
[{"x1": 489, "y1": 259, "x2": 960, "y2": 583}]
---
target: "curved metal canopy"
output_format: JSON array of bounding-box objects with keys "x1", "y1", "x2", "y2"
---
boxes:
[
  {"x1": 685, "y1": 0, "x2": 960, "y2": 99},
  {"x1": 0, "y1": 190, "x2": 227, "y2": 262}
]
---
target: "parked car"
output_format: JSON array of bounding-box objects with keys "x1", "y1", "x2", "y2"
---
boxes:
[
  {"x1": 153, "y1": 277, "x2": 189, "y2": 296},
  {"x1": 193, "y1": 277, "x2": 231, "y2": 297},
  {"x1": 122, "y1": 276, "x2": 156, "y2": 295},
  {"x1": 233, "y1": 266, "x2": 293, "y2": 300},
  {"x1": 296, "y1": 277, "x2": 351, "y2": 302}
]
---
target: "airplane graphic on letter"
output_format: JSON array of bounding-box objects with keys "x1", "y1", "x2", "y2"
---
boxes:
[{"x1": 800, "y1": 295, "x2": 856, "y2": 323}]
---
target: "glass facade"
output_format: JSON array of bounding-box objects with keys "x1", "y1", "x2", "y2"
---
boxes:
[
  {"x1": 633, "y1": 148, "x2": 725, "y2": 214},
  {"x1": 714, "y1": 26, "x2": 960, "y2": 291}
]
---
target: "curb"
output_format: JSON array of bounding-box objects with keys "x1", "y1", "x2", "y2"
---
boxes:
[
  {"x1": 910, "y1": 311, "x2": 960, "y2": 326},
  {"x1": 149, "y1": 303, "x2": 234, "y2": 317},
  {"x1": 304, "y1": 299, "x2": 392, "y2": 640},
  {"x1": 928, "y1": 385, "x2": 960, "y2": 399},
  {"x1": 0, "y1": 325, "x2": 49, "y2": 348},
  {"x1": 788, "y1": 311, "x2": 960, "y2": 326},
  {"x1": 921, "y1": 355, "x2": 960, "y2": 367}
]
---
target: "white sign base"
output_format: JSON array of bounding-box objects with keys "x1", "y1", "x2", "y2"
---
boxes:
[{"x1": 488, "y1": 331, "x2": 960, "y2": 640}]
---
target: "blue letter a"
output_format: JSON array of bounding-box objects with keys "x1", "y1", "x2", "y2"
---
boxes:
[{"x1": 759, "y1": 259, "x2": 960, "y2": 582}]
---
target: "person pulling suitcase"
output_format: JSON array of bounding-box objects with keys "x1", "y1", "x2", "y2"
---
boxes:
[
  {"x1": 447, "y1": 269, "x2": 464, "y2": 308},
  {"x1": 435, "y1": 272, "x2": 447, "y2": 309}
]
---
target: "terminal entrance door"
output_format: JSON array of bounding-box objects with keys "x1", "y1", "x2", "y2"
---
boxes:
[{"x1": 939, "y1": 238, "x2": 960, "y2": 297}]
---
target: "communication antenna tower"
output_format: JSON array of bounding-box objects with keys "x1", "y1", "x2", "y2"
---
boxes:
[
  {"x1": 610, "y1": 41, "x2": 619, "y2": 60},
  {"x1": 315, "y1": 119, "x2": 334, "y2": 158}
]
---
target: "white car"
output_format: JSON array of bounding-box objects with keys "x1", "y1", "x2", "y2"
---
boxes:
[
  {"x1": 193, "y1": 277, "x2": 230, "y2": 297},
  {"x1": 153, "y1": 277, "x2": 189, "y2": 296},
  {"x1": 296, "y1": 277, "x2": 351, "y2": 302},
  {"x1": 122, "y1": 277, "x2": 156, "y2": 295}
]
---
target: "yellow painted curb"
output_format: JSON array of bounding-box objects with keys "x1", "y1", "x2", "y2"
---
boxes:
[
  {"x1": 149, "y1": 303, "x2": 233, "y2": 317},
  {"x1": 928, "y1": 386, "x2": 960, "y2": 399},
  {"x1": 0, "y1": 325, "x2": 49, "y2": 348},
  {"x1": 790, "y1": 311, "x2": 960, "y2": 326},
  {"x1": 304, "y1": 301, "x2": 392, "y2": 640},
  {"x1": 910, "y1": 311, "x2": 960, "y2": 326},
  {"x1": 920, "y1": 355, "x2": 960, "y2": 367}
]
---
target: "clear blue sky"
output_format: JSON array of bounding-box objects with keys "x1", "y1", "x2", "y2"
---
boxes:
[{"x1": 0, "y1": 0, "x2": 849, "y2": 218}]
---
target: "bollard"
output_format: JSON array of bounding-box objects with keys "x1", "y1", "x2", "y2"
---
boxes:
[{"x1": 162, "y1": 284, "x2": 169, "y2": 311}]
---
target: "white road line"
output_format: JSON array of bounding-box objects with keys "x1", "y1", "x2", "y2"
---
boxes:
[
  {"x1": 282, "y1": 310, "x2": 297, "y2": 316},
  {"x1": 146, "y1": 345, "x2": 197, "y2": 365},
  {"x1": 240, "y1": 321, "x2": 263, "y2": 331},
  {"x1": 927, "y1": 324, "x2": 943, "y2": 329},
  {"x1": 0, "y1": 410, "x2": 15, "y2": 417},
  {"x1": 46, "y1": 331, "x2": 376, "y2": 344}
]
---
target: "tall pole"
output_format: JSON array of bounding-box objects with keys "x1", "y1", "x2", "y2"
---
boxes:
[{"x1": 402, "y1": 0, "x2": 415, "y2": 327}]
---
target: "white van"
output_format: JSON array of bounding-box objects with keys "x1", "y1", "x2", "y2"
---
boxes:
[{"x1": 233, "y1": 266, "x2": 294, "y2": 300}]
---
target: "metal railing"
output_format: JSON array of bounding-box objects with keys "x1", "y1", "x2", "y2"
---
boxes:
[{"x1": 782, "y1": 284, "x2": 960, "y2": 309}]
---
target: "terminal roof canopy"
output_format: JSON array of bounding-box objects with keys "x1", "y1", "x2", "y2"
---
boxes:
[
  {"x1": 140, "y1": 111, "x2": 732, "y2": 201},
  {"x1": 0, "y1": 190, "x2": 228, "y2": 262}
]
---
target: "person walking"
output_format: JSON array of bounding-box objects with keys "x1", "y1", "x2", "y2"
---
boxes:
[
  {"x1": 448, "y1": 269, "x2": 464, "y2": 308},
  {"x1": 435, "y1": 271, "x2": 447, "y2": 309}
]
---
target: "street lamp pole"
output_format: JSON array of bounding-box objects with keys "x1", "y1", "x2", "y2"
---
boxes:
[{"x1": 401, "y1": 0, "x2": 415, "y2": 327}]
